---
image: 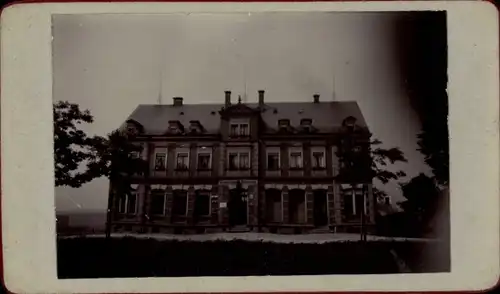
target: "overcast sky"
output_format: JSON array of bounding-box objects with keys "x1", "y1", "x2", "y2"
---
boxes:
[{"x1": 52, "y1": 12, "x2": 430, "y2": 212}]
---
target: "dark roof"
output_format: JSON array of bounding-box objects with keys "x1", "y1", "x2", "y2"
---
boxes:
[{"x1": 125, "y1": 101, "x2": 368, "y2": 135}]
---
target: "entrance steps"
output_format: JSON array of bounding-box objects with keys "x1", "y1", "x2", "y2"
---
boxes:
[
  {"x1": 228, "y1": 225, "x2": 251, "y2": 233},
  {"x1": 308, "y1": 226, "x2": 332, "y2": 234}
]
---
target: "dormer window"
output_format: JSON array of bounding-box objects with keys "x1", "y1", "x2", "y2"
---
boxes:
[
  {"x1": 278, "y1": 119, "x2": 290, "y2": 129},
  {"x1": 343, "y1": 116, "x2": 357, "y2": 131},
  {"x1": 189, "y1": 120, "x2": 204, "y2": 134},
  {"x1": 167, "y1": 120, "x2": 184, "y2": 135},
  {"x1": 229, "y1": 120, "x2": 250, "y2": 137},
  {"x1": 124, "y1": 120, "x2": 144, "y2": 136},
  {"x1": 300, "y1": 118, "x2": 313, "y2": 133}
]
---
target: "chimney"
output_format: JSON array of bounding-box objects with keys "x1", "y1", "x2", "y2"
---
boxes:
[
  {"x1": 224, "y1": 91, "x2": 231, "y2": 107},
  {"x1": 258, "y1": 90, "x2": 265, "y2": 106},
  {"x1": 313, "y1": 94, "x2": 320, "y2": 103},
  {"x1": 173, "y1": 97, "x2": 183, "y2": 106}
]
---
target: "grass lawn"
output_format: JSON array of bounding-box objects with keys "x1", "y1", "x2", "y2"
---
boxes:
[{"x1": 56, "y1": 236, "x2": 449, "y2": 278}]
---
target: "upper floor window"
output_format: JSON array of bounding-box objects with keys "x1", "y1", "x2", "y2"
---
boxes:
[
  {"x1": 154, "y1": 152, "x2": 167, "y2": 171},
  {"x1": 176, "y1": 152, "x2": 189, "y2": 170},
  {"x1": 228, "y1": 152, "x2": 250, "y2": 170},
  {"x1": 289, "y1": 151, "x2": 303, "y2": 169},
  {"x1": 267, "y1": 151, "x2": 280, "y2": 171},
  {"x1": 230, "y1": 123, "x2": 250, "y2": 137},
  {"x1": 311, "y1": 148, "x2": 326, "y2": 169},
  {"x1": 197, "y1": 152, "x2": 212, "y2": 170}
]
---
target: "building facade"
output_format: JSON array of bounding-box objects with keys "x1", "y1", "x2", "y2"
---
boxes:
[{"x1": 109, "y1": 90, "x2": 375, "y2": 234}]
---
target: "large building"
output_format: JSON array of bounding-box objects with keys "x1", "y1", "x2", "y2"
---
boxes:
[{"x1": 109, "y1": 90, "x2": 375, "y2": 234}]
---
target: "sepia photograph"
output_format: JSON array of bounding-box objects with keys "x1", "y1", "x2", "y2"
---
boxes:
[
  {"x1": 2, "y1": 0, "x2": 500, "y2": 292},
  {"x1": 51, "y1": 10, "x2": 451, "y2": 278}
]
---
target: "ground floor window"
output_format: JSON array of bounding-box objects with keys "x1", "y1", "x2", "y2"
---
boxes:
[
  {"x1": 150, "y1": 190, "x2": 166, "y2": 215},
  {"x1": 288, "y1": 189, "x2": 306, "y2": 224},
  {"x1": 172, "y1": 190, "x2": 188, "y2": 216},
  {"x1": 194, "y1": 190, "x2": 211, "y2": 217},
  {"x1": 342, "y1": 186, "x2": 366, "y2": 218},
  {"x1": 265, "y1": 189, "x2": 282, "y2": 222}
]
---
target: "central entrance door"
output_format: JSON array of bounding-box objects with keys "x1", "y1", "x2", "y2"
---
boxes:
[
  {"x1": 313, "y1": 189, "x2": 328, "y2": 226},
  {"x1": 228, "y1": 184, "x2": 248, "y2": 226}
]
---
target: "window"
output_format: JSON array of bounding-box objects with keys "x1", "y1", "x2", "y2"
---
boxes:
[
  {"x1": 228, "y1": 153, "x2": 239, "y2": 170},
  {"x1": 167, "y1": 121, "x2": 183, "y2": 134},
  {"x1": 342, "y1": 187, "x2": 366, "y2": 216},
  {"x1": 312, "y1": 151, "x2": 325, "y2": 169},
  {"x1": 240, "y1": 124, "x2": 249, "y2": 136},
  {"x1": 150, "y1": 190, "x2": 165, "y2": 215},
  {"x1": 229, "y1": 123, "x2": 250, "y2": 137},
  {"x1": 131, "y1": 151, "x2": 140, "y2": 159},
  {"x1": 355, "y1": 191, "x2": 365, "y2": 216},
  {"x1": 172, "y1": 190, "x2": 188, "y2": 216},
  {"x1": 230, "y1": 124, "x2": 239, "y2": 137},
  {"x1": 127, "y1": 195, "x2": 137, "y2": 214},
  {"x1": 194, "y1": 190, "x2": 211, "y2": 216},
  {"x1": 267, "y1": 152, "x2": 280, "y2": 170},
  {"x1": 176, "y1": 152, "x2": 189, "y2": 170},
  {"x1": 384, "y1": 196, "x2": 391, "y2": 205},
  {"x1": 154, "y1": 153, "x2": 167, "y2": 171},
  {"x1": 343, "y1": 190, "x2": 354, "y2": 216},
  {"x1": 278, "y1": 119, "x2": 290, "y2": 128},
  {"x1": 189, "y1": 120, "x2": 203, "y2": 134},
  {"x1": 300, "y1": 119, "x2": 313, "y2": 133},
  {"x1": 289, "y1": 152, "x2": 303, "y2": 169},
  {"x1": 240, "y1": 153, "x2": 250, "y2": 169},
  {"x1": 228, "y1": 152, "x2": 250, "y2": 170},
  {"x1": 118, "y1": 195, "x2": 127, "y2": 214},
  {"x1": 197, "y1": 153, "x2": 211, "y2": 170}
]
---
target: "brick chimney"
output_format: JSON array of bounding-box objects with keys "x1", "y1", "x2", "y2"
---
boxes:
[
  {"x1": 225, "y1": 91, "x2": 231, "y2": 107},
  {"x1": 313, "y1": 94, "x2": 320, "y2": 103},
  {"x1": 258, "y1": 90, "x2": 265, "y2": 106},
  {"x1": 173, "y1": 97, "x2": 183, "y2": 106}
]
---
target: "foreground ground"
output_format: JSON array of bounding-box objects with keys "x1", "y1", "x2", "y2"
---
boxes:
[{"x1": 57, "y1": 233, "x2": 450, "y2": 278}]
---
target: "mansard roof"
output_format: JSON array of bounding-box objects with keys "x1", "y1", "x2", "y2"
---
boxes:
[{"x1": 125, "y1": 101, "x2": 368, "y2": 135}]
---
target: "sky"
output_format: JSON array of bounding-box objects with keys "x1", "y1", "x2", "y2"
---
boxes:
[{"x1": 52, "y1": 12, "x2": 433, "y2": 212}]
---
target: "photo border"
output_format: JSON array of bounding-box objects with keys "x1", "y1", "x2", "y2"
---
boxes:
[{"x1": 1, "y1": 1, "x2": 499, "y2": 293}]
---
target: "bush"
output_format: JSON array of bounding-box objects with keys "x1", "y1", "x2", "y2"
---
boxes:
[{"x1": 57, "y1": 237, "x2": 403, "y2": 278}]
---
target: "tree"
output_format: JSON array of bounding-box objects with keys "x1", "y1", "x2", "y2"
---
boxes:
[
  {"x1": 417, "y1": 117, "x2": 448, "y2": 187},
  {"x1": 399, "y1": 173, "x2": 440, "y2": 235},
  {"x1": 53, "y1": 101, "x2": 97, "y2": 188},
  {"x1": 336, "y1": 130, "x2": 407, "y2": 240},
  {"x1": 53, "y1": 101, "x2": 147, "y2": 237},
  {"x1": 82, "y1": 130, "x2": 148, "y2": 237}
]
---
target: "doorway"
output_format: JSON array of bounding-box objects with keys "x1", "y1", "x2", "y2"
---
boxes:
[
  {"x1": 228, "y1": 187, "x2": 248, "y2": 226},
  {"x1": 313, "y1": 189, "x2": 328, "y2": 226},
  {"x1": 288, "y1": 189, "x2": 306, "y2": 224}
]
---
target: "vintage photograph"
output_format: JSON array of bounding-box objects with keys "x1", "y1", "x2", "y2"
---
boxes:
[{"x1": 53, "y1": 11, "x2": 449, "y2": 278}]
